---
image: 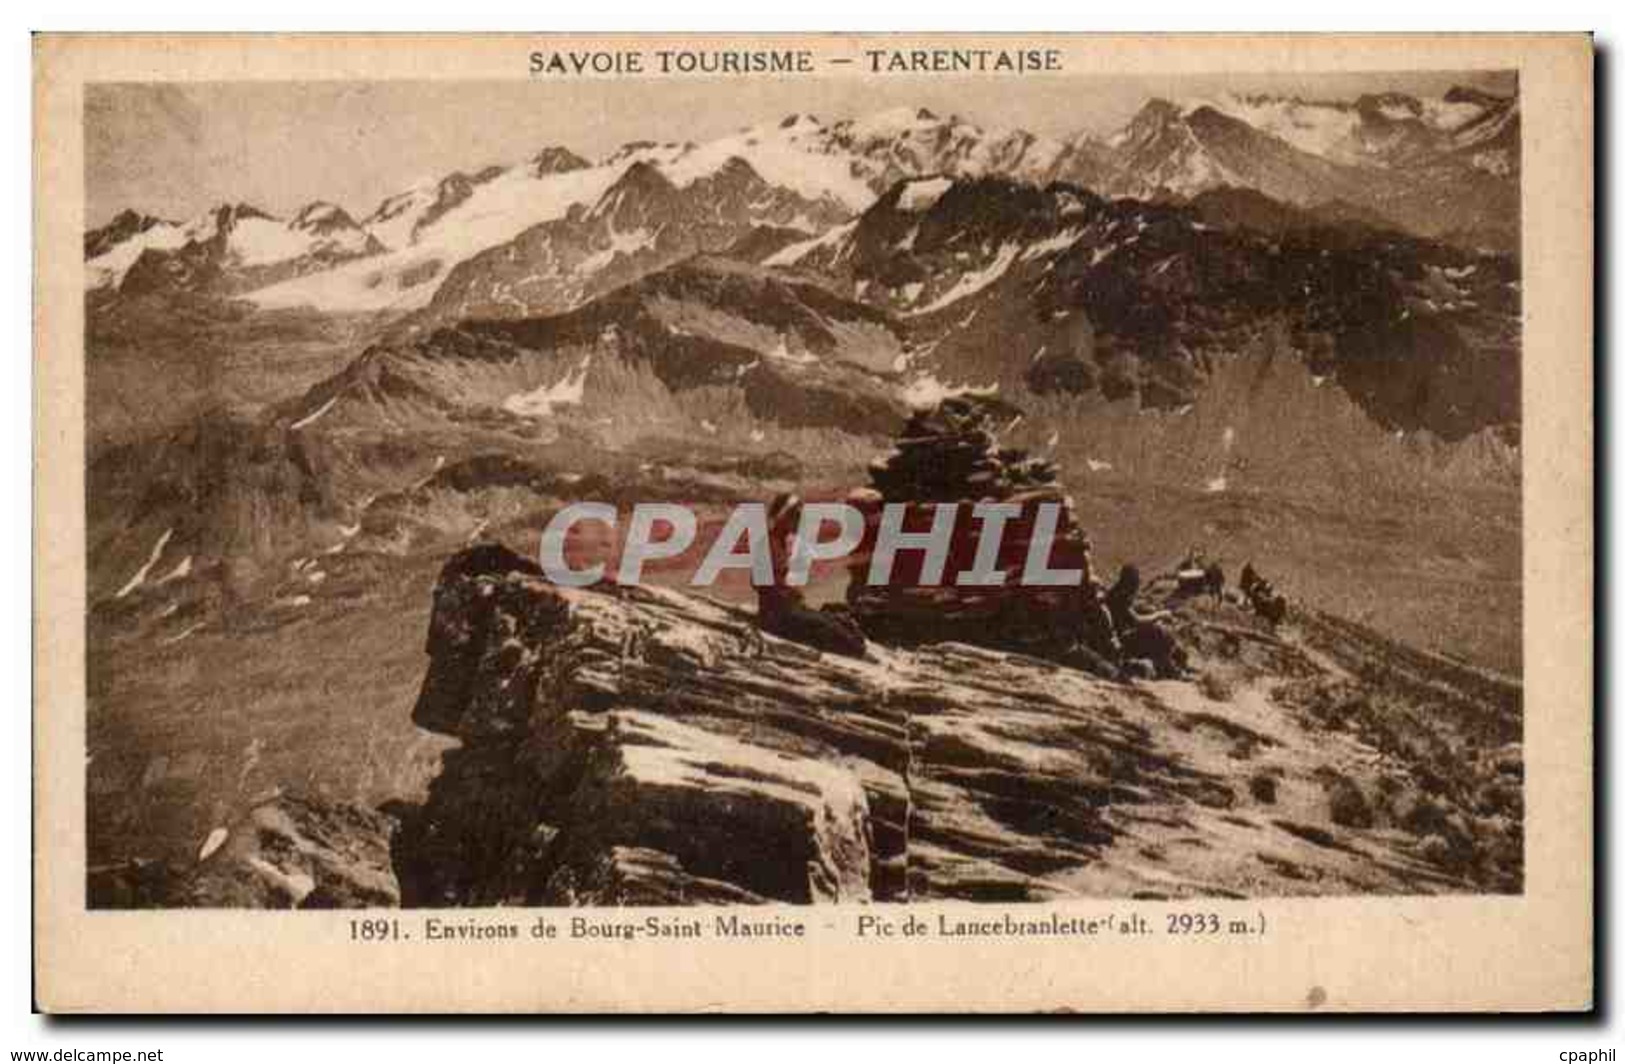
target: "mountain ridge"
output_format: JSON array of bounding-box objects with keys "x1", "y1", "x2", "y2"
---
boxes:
[{"x1": 85, "y1": 87, "x2": 1519, "y2": 306}]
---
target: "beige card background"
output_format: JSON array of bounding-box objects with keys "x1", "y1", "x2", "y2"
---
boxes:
[{"x1": 33, "y1": 32, "x2": 1593, "y2": 1013}]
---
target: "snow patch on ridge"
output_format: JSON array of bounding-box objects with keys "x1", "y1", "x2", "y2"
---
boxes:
[
  {"x1": 763, "y1": 220, "x2": 856, "y2": 268},
  {"x1": 116, "y1": 528, "x2": 174, "y2": 599},
  {"x1": 157, "y1": 555, "x2": 193, "y2": 585},
  {"x1": 228, "y1": 216, "x2": 318, "y2": 266},
  {"x1": 897, "y1": 177, "x2": 954, "y2": 213},
  {"x1": 503, "y1": 358, "x2": 592, "y2": 417},
  {"x1": 290, "y1": 394, "x2": 340, "y2": 431},
  {"x1": 1020, "y1": 230, "x2": 1083, "y2": 262},
  {"x1": 655, "y1": 134, "x2": 874, "y2": 211},
  {"x1": 578, "y1": 222, "x2": 658, "y2": 275},
  {"x1": 901, "y1": 374, "x2": 999, "y2": 410}
]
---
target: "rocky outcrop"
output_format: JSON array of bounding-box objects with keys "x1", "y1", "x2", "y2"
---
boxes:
[
  {"x1": 396, "y1": 544, "x2": 903, "y2": 905},
  {"x1": 382, "y1": 543, "x2": 1521, "y2": 905},
  {"x1": 95, "y1": 534, "x2": 1522, "y2": 908}
]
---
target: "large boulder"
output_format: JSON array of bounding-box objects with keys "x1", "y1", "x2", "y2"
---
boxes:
[{"x1": 395, "y1": 544, "x2": 895, "y2": 906}]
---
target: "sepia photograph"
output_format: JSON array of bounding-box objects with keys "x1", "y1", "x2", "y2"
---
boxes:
[
  {"x1": 31, "y1": 31, "x2": 1593, "y2": 1014},
  {"x1": 81, "y1": 68, "x2": 1527, "y2": 910}
]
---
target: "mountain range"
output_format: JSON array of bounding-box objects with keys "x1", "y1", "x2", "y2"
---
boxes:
[
  {"x1": 83, "y1": 86, "x2": 1529, "y2": 905},
  {"x1": 86, "y1": 87, "x2": 1520, "y2": 311},
  {"x1": 85, "y1": 88, "x2": 1522, "y2": 615}
]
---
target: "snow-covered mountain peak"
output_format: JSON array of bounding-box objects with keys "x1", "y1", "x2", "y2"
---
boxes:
[
  {"x1": 531, "y1": 146, "x2": 592, "y2": 176},
  {"x1": 1112, "y1": 98, "x2": 1184, "y2": 144},
  {"x1": 291, "y1": 201, "x2": 363, "y2": 235}
]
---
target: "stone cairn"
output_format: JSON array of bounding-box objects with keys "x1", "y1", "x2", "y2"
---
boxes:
[{"x1": 846, "y1": 396, "x2": 1114, "y2": 658}]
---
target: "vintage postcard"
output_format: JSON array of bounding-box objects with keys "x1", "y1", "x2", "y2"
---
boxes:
[{"x1": 33, "y1": 33, "x2": 1592, "y2": 1013}]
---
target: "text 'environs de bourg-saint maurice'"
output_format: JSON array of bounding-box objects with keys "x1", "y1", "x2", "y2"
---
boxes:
[{"x1": 529, "y1": 47, "x2": 1065, "y2": 77}]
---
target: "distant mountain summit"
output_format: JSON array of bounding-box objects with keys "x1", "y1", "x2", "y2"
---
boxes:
[
  {"x1": 404, "y1": 154, "x2": 849, "y2": 333},
  {"x1": 291, "y1": 201, "x2": 368, "y2": 239},
  {"x1": 85, "y1": 209, "x2": 175, "y2": 259},
  {"x1": 1216, "y1": 86, "x2": 1519, "y2": 171},
  {"x1": 1044, "y1": 88, "x2": 1518, "y2": 248},
  {"x1": 530, "y1": 146, "x2": 591, "y2": 177},
  {"x1": 90, "y1": 200, "x2": 384, "y2": 297}
]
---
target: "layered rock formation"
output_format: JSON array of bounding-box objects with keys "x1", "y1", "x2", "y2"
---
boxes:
[
  {"x1": 378, "y1": 543, "x2": 1518, "y2": 905},
  {"x1": 396, "y1": 544, "x2": 905, "y2": 905},
  {"x1": 95, "y1": 536, "x2": 1523, "y2": 908}
]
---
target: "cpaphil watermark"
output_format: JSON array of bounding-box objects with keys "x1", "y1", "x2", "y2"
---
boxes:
[{"x1": 536, "y1": 498, "x2": 1093, "y2": 589}]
